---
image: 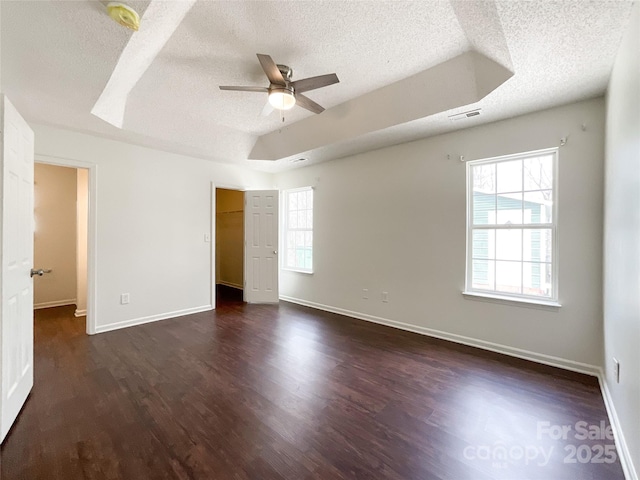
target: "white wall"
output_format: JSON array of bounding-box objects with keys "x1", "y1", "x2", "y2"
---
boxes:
[
  {"x1": 76, "y1": 168, "x2": 88, "y2": 316},
  {"x1": 604, "y1": 3, "x2": 640, "y2": 479},
  {"x1": 33, "y1": 124, "x2": 273, "y2": 332},
  {"x1": 33, "y1": 163, "x2": 77, "y2": 308},
  {"x1": 276, "y1": 97, "x2": 605, "y2": 371}
]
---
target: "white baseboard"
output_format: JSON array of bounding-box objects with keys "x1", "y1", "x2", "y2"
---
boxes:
[
  {"x1": 598, "y1": 372, "x2": 638, "y2": 480},
  {"x1": 217, "y1": 281, "x2": 243, "y2": 290},
  {"x1": 34, "y1": 299, "x2": 76, "y2": 310},
  {"x1": 74, "y1": 309, "x2": 87, "y2": 317},
  {"x1": 279, "y1": 295, "x2": 601, "y2": 377},
  {"x1": 94, "y1": 305, "x2": 213, "y2": 334}
]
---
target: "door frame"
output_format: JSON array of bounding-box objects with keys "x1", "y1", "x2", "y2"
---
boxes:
[
  {"x1": 35, "y1": 154, "x2": 98, "y2": 335},
  {"x1": 211, "y1": 182, "x2": 246, "y2": 309}
]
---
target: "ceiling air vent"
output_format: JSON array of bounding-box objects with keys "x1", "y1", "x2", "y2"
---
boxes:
[{"x1": 448, "y1": 108, "x2": 482, "y2": 122}]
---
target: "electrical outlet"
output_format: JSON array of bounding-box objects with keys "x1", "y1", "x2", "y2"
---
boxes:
[
  {"x1": 120, "y1": 293, "x2": 130, "y2": 305},
  {"x1": 613, "y1": 358, "x2": 620, "y2": 383},
  {"x1": 362, "y1": 288, "x2": 369, "y2": 299},
  {"x1": 382, "y1": 291, "x2": 389, "y2": 303}
]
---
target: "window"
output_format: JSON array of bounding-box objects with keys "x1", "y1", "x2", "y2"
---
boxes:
[
  {"x1": 465, "y1": 149, "x2": 558, "y2": 304},
  {"x1": 283, "y1": 187, "x2": 313, "y2": 273}
]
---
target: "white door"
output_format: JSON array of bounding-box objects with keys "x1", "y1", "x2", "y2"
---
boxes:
[
  {"x1": 0, "y1": 96, "x2": 34, "y2": 443},
  {"x1": 244, "y1": 190, "x2": 279, "y2": 303}
]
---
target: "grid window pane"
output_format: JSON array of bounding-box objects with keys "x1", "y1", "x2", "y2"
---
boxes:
[
  {"x1": 472, "y1": 259, "x2": 495, "y2": 290},
  {"x1": 467, "y1": 151, "x2": 557, "y2": 302},
  {"x1": 473, "y1": 193, "x2": 496, "y2": 225},
  {"x1": 524, "y1": 191, "x2": 552, "y2": 224},
  {"x1": 497, "y1": 160, "x2": 523, "y2": 193},
  {"x1": 472, "y1": 229, "x2": 495, "y2": 259},
  {"x1": 284, "y1": 187, "x2": 314, "y2": 272},
  {"x1": 473, "y1": 164, "x2": 496, "y2": 193},
  {"x1": 496, "y1": 261, "x2": 522, "y2": 294},
  {"x1": 523, "y1": 262, "x2": 552, "y2": 297},
  {"x1": 524, "y1": 155, "x2": 553, "y2": 191},
  {"x1": 496, "y1": 193, "x2": 523, "y2": 225},
  {"x1": 524, "y1": 229, "x2": 552, "y2": 262},
  {"x1": 495, "y1": 229, "x2": 522, "y2": 261}
]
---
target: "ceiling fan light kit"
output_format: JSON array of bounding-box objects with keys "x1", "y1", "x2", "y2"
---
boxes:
[
  {"x1": 219, "y1": 54, "x2": 339, "y2": 116},
  {"x1": 268, "y1": 87, "x2": 296, "y2": 110}
]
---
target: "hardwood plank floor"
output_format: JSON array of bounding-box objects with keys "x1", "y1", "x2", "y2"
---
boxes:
[{"x1": 1, "y1": 288, "x2": 625, "y2": 479}]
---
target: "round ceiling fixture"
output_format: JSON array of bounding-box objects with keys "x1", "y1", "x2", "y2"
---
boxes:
[
  {"x1": 268, "y1": 86, "x2": 296, "y2": 111},
  {"x1": 107, "y1": 2, "x2": 140, "y2": 31}
]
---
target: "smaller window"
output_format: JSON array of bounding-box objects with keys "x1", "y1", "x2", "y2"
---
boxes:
[{"x1": 283, "y1": 187, "x2": 313, "y2": 273}]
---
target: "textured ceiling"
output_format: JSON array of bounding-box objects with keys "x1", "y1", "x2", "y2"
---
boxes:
[{"x1": 0, "y1": 1, "x2": 634, "y2": 172}]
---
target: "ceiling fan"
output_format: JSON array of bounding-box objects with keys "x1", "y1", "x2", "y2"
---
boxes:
[{"x1": 219, "y1": 54, "x2": 339, "y2": 115}]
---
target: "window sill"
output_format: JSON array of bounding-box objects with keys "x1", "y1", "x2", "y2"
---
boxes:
[
  {"x1": 282, "y1": 268, "x2": 314, "y2": 275},
  {"x1": 462, "y1": 291, "x2": 561, "y2": 310}
]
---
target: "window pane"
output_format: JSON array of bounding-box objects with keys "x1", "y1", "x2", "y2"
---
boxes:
[
  {"x1": 304, "y1": 249, "x2": 312, "y2": 269},
  {"x1": 473, "y1": 193, "x2": 495, "y2": 225},
  {"x1": 284, "y1": 187, "x2": 313, "y2": 271},
  {"x1": 523, "y1": 262, "x2": 552, "y2": 297},
  {"x1": 467, "y1": 153, "x2": 556, "y2": 300},
  {"x1": 472, "y1": 229, "x2": 495, "y2": 259},
  {"x1": 496, "y1": 261, "x2": 522, "y2": 294},
  {"x1": 524, "y1": 155, "x2": 553, "y2": 191},
  {"x1": 497, "y1": 160, "x2": 522, "y2": 193},
  {"x1": 473, "y1": 164, "x2": 496, "y2": 193},
  {"x1": 472, "y1": 259, "x2": 494, "y2": 290},
  {"x1": 524, "y1": 229, "x2": 552, "y2": 262},
  {"x1": 496, "y1": 193, "x2": 523, "y2": 224},
  {"x1": 495, "y1": 229, "x2": 522, "y2": 261},
  {"x1": 524, "y1": 191, "x2": 552, "y2": 224}
]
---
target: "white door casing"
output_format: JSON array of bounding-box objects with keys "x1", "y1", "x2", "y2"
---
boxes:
[
  {"x1": 244, "y1": 190, "x2": 279, "y2": 303},
  {"x1": 0, "y1": 96, "x2": 35, "y2": 443}
]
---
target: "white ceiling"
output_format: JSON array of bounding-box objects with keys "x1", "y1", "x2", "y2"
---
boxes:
[{"x1": 0, "y1": 1, "x2": 634, "y2": 172}]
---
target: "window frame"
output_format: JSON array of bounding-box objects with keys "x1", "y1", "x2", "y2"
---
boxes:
[
  {"x1": 464, "y1": 148, "x2": 560, "y2": 306},
  {"x1": 281, "y1": 186, "x2": 314, "y2": 274}
]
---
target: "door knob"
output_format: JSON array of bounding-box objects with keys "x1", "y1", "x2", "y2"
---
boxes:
[
  {"x1": 273, "y1": 250, "x2": 278, "y2": 254},
  {"x1": 30, "y1": 268, "x2": 52, "y2": 277}
]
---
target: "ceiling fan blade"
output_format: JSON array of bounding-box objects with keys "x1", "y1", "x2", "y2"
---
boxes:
[
  {"x1": 219, "y1": 86, "x2": 269, "y2": 93},
  {"x1": 260, "y1": 101, "x2": 274, "y2": 117},
  {"x1": 257, "y1": 54, "x2": 286, "y2": 85},
  {"x1": 290, "y1": 73, "x2": 339, "y2": 93},
  {"x1": 295, "y1": 93, "x2": 325, "y2": 114}
]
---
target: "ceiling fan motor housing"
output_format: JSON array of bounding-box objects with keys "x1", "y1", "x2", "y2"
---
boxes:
[{"x1": 276, "y1": 64, "x2": 293, "y2": 82}]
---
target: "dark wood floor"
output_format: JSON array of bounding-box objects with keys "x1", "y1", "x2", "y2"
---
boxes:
[{"x1": 1, "y1": 287, "x2": 625, "y2": 479}]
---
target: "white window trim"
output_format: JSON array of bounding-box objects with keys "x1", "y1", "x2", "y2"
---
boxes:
[
  {"x1": 463, "y1": 147, "x2": 560, "y2": 307},
  {"x1": 281, "y1": 186, "x2": 314, "y2": 274}
]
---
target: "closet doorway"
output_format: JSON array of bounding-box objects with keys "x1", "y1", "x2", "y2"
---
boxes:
[
  {"x1": 33, "y1": 163, "x2": 89, "y2": 325},
  {"x1": 215, "y1": 188, "x2": 245, "y2": 305}
]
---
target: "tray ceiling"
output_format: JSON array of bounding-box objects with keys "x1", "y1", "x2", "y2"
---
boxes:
[{"x1": 0, "y1": 0, "x2": 634, "y2": 172}]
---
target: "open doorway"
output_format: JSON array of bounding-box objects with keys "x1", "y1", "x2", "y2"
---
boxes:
[
  {"x1": 33, "y1": 163, "x2": 88, "y2": 329},
  {"x1": 215, "y1": 188, "x2": 245, "y2": 305}
]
